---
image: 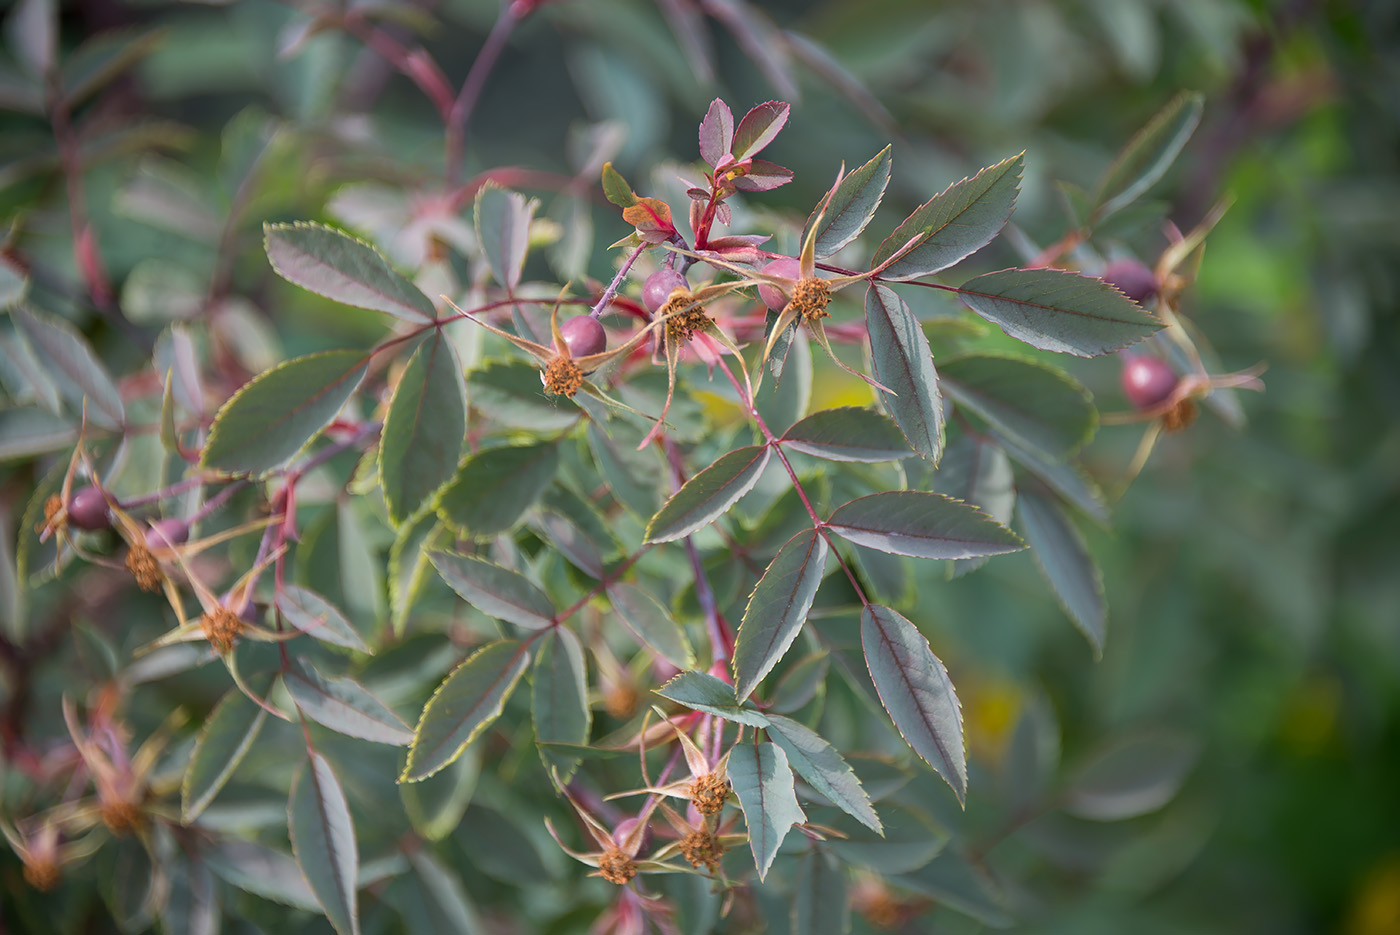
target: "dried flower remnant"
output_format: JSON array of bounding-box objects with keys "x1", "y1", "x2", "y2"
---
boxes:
[
  {"x1": 596, "y1": 846, "x2": 638, "y2": 885},
  {"x1": 200, "y1": 605, "x2": 244, "y2": 653}
]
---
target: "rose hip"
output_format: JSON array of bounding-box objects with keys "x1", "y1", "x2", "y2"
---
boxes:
[
  {"x1": 67, "y1": 487, "x2": 111, "y2": 531},
  {"x1": 1120, "y1": 354, "x2": 1179, "y2": 410},
  {"x1": 641, "y1": 269, "x2": 689, "y2": 314},
  {"x1": 559, "y1": 315, "x2": 607, "y2": 358},
  {"x1": 758, "y1": 256, "x2": 802, "y2": 310}
]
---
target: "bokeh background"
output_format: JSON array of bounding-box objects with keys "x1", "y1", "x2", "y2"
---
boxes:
[{"x1": 3, "y1": 0, "x2": 1398, "y2": 932}]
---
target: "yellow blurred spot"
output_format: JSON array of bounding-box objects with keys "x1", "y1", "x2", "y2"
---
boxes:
[
  {"x1": 1348, "y1": 855, "x2": 1400, "y2": 935},
  {"x1": 1277, "y1": 675, "x2": 1340, "y2": 756},
  {"x1": 961, "y1": 675, "x2": 1021, "y2": 764}
]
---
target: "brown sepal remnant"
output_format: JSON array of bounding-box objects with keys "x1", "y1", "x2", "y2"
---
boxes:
[
  {"x1": 790, "y1": 276, "x2": 831, "y2": 322},
  {"x1": 99, "y1": 799, "x2": 144, "y2": 836},
  {"x1": 661, "y1": 290, "x2": 712, "y2": 345},
  {"x1": 125, "y1": 543, "x2": 163, "y2": 592},
  {"x1": 22, "y1": 858, "x2": 61, "y2": 892},
  {"x1": 1162, "y1": 398, "x2": 1198, "y2": 433},
  {"x1": 542, "y1": 355, "x2": 585, "y2": 398},
  {"x1": 679, "y1": 827, "x2": 725, "y2": 871},
  {"x1": 200, "y1": 607, "x2": 243, "y2": 653},
  {"x1": 688, "y1": 772, "x2": 729, "y2": 815},
  {"x1": 597, "y1": 846, "x2": 638, "y2": 885},
  {"x1": 38, "y1": 495, "x2": 63, "y2": 536}
]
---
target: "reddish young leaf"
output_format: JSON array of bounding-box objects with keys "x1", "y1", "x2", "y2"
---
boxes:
[{"x1": 731, "y1": 100, "x2": 790, "y2": 161}]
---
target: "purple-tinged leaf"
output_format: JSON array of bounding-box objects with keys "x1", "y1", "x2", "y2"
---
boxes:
[
  {"x1": 731, "y1": 158, "x2": 794, "y2": 192},
  {"x1": 802, "y1": 145, "x2": 892, "y2": 258},
  {"x1": 437, "y1": 441, "x2": 559, "y2": 538},
  {"x1": 871, "y1": 153, "x2": 1022, "y2": 280},
  {"x1": 532, "y1": 628, "x2": 591, "y2": 778},
  {"x1": 955, "y1": 267, "x2": 1161, "y2": 357},
  {"x1": 865, "y1": 284, "x2": 943, "y2": 463},
  {"x1": 608, "y1": 582, "x2": 695, "y2": 669},
  {"x1": 428, "y1": 551, "x2": 555, "y2": 630},
  {"x1": 728, "y1": 741, "x2": 806, "y2": 881},
  {"x1": 12, "y1": 305, "x2": 125, "y2": 429},
  {"x1": 1016, "y1": 489, "x2": 1106, "y2": 656},
  {"x1": 654, "y1": 670, "x2": 768, "y2": 727},
  {"x1": 289, "y1": 753, "x2": 360, "y2": 935},
  {"x1": 284, "y1": 661, "x2": 414, "y2": 746},
  {"x1": 698, "y1": 98, "x2": 734, "y2": 167},
  {"x1": 276, "y1": 585, "x2": 370, "y2": 652},
  {"x1": 733, "y1": 530, "x2": 828, "y2": 701},
  {"x1": 828, "y1": 491, "x2": 1022, "y2": 561},
  {"x1": 205, "y1": 840, "x2": 317, "y2": 911},
  {"x1": 645, "y1": 445, "x2": 772, "y2": 543},
  {"x1": 1092, "y1": 92, "x2": 1204, "y2": 222},
  {"x1": 765, "y1": 713, "x2": 881, "y2": 834},
  {"x1": 862, "y1": 605, "x2": 966, "y2": 803},
  {"x1": 1064, "y1": 731, "x2": 1198, "y2": 821},
  {"x1": 264, "y1": 222, "x2": 436, "y2": 323},
  {"x1": 993, "y1": 430, "x2": 1108, "y2": 525},
  {"x1": 200, "y1": 349, "x2": 368, "y2": 476},
  {"x1": 402, "y1": 640, "x2": 531, "y2": 781},
  {"x1": 181, "y1": 683, "x2": 270, "y2": 823},
  {"x1": 936, "y1": 436, "x2": 1015, "y2": 578},
  {"x1": 731, "y1": 100, "x2": 789, "y2": 161},
  {"x1": 782, "y1": 407, "x2": 911, "y2": 464},
  {"x1": 474, "y1": 186, "x2": 536, "y2": 292},
  {"x1": 941, "y1": 353, "x2": 1095, "y2": 460},
  {"x1": 791, "y1": 847, "x2": 851, "y2": 935},
  {"x1": 379, "y1": 334, "x2": 466, "y2": 525}
]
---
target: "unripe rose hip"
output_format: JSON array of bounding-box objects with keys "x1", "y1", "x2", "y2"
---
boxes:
[
  {"x1": 1101, "y1": 259, "x2": 1160, "y2": 305},
  {"x1": 146, "y1": 517, "x2": 190, "y2": 550},
  {"x1": 758, "y1": 256, "x2": 802, "y2": 310},
  {"x1": 1120, "y1": 355, "x2": 1179, "y2": 410},
  {"x1": 559, "y1": 315, "x2": 607, "y2": 359},
  {"x1": 642, "y1": 269, "x2": 689, "y2": 314},
  {"x1": 67, "y1": 487, "x2": 111, "y2": 531},
  {"x1": 611, "y1": 817, "x2": 653, "y2": 857}
]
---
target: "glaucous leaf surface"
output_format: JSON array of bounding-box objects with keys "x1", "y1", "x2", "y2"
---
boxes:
[
  {"x1": 801, "y1": 144, "x2": 892, "y2": 258},
  {"x1": 276, "y1": 584, "x2": 370, "y2": 652},
  {"x1": 827, "y1": 491, "x2": 1023, "y2": 560},
  {"x1": 1064, "y1": 731, "x2": 1198, "y2": 821},
  {"x1": 201, "y1": 349, "x2": 368, "y2": 475},
  {"x1": 11, "y1": 305, "x2": 125, "y2": 429},
  {"x1": 288, "y1": 753, "x2": 360, "y2": 935},
  {"x1": 655, "y1": 670, "x2": 769, "y2": 727},
  {"x1": 474, "y1": 186, "x2": 535, "y2": 292},
  {"x1": 608, "y1": 581, "x2": 695, "y2": 668},
  {"x1": 940, "y1": 354, "x2": 1096, "y2": 460},
  {"x1": 437, "y1": 441, "x2": 559, "y2": 537},
  {"x1": 181, "y1": 685, "x2": 269, "y2": 822},
  {"x1": 284, "y1": 661, "x2": 415, "y2": 746},
  {"x1": 764, "y1": 713, "x2": 881, "y2": 833},
  {"x1": 790, "y1": 849, "x2": 851, "y2": 935},
  {"x1": 956, "y1": 268, "x2": 1161, "y2": 357},
  {"x1": 264, "y1": 222, "x2": 436, "y2": 323},
  {"x1": 865, "y1": 284, "x2": 943, "y2": 463},
  {"x1": 646, "y1": 445, "x2": 772, "y2": 543},
  {"x1": 727, "y1": 741, "x2": 806, "y2": 880},
  {"x1": 1092, "y1": 91, "x2": 1205, "y2": 221},
  {"x1": 427, "y1": 551, "x2": 555, "y2": 630},
  {"x1": 402, "y1": 640, "x2": 531, "y2": 781},
  {"x1": 862, "y1": 605, "x2": 967, "y2": 803},
  {"x1": 936, "y1": 436, "x2": 1016, "y2": 578},
  {"x1": 733, "y1": 529, "x2": 828, "y2": 701},
  {"x1": 1017, "y1": 488, "x2": 1106, "y2": 655},
  {"x1": 531, "y1": 628, "x2": 591, "y2": 777},
  {"x1": 780, "y1": 406, "x2": 911, "y2": 463},
  {"x1": 380, "y1": 334, "x2": 466, "y2": 525}
]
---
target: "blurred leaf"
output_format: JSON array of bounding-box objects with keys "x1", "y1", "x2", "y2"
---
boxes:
[
  {"x1": 828, "y1": 491, "x2": 1023, "y2": 560},
  {"x1": 285, "y1": 661, "x2": 414, "y2": 746},
  {"x1": 781, "y1": 407, "x2": 910, "y2": 463},
  {"x1": 770, "y1": 652, "x2": 828, "y2": 714},
  {"x1": 872, "y1": 153, "x2": 1022, "y2": 280},
  {"x1": 63, "y1": 27, "x2": 166, "y2": 109},
  {"x1": 532, "y1": 628, "x2": 591, "y2": 777},
  {"x1": 0, "y1": 408, "x2": 76, "y2": 460},
  {"x1": 380, "y1": 334, "x2": 466, "y2": 524},
  {"x1": 765, "y1": 713, "x2": 880, "y2": 834},
  {"x1": 655, "y1": 670, "x2": 768, "y2": 727},
  {"x1": 893, "y1": 851, "x2": 1013, "y2": 928},
  {"x1": 646, "y1": 445, "x2": 771, "y2": 543},
  {"x1": 728, "y1": 740, "x2": 806, "y2": 881},
  {"x1": 802, "y1": 145, "x2": 892, "y2": 258},
  {"x1": 437, "y1": 441, "x2": 559, "y2": 537},
  {"x1": 936, "y1": 436, "x2": 1016, "y2": 577},
  {"x1": 790, "y1": 848, "x2": 850, "y2": 935},
  {"x1": 11, "y1": 305, "x2": 125, "y2": 429},
  {"x1": 587, "y1": 419, "x2": 666, "y2": 518},
  {"x1": 201, "y1": 349, "x2": 367, "y2": 475},
  {"x1": 956, "y1": 268, "x2": 1161, "y2": 357},
  {"x1": 5, "y1": 0, "x2": 55, "y2": 79},
  {"x1": 160, "y1": 853, "x2": 219, "y2": 935},
  {"x1": 940, "y1": 354, "x2": 1096, "y2": 459},
  {"x1": 1064, "y1": 731, "x2": 1198, "y2": 821},
  {"x1": 391, "y1": 850, "x2": 485, "y2": 934},
  {"x1": 276, "y1": 584, "x2": 369, "y2": 652},
  {"x1": 474, "y1": 187, "x2": 536, "y2": 292},
  {"x1": 206, "y1": 839, "x2": 318, "y2": 912},
  {"x1": 1017, "y1": 488, "x2": 1106, "y2": 655},
  {"x1": 609, "y1": 581, "x2": 695, "y2": 668},
  {"x1": 0, "y1": 330, "x2": 59, "y2": 411},
  {"x1": 862, "y1": 605, "x2": 965, "y2": 803},
  {"x1": 428, "y1": 551, "x2": 555, "y2": 630},
  {"x1": 389, "y1": 511, "x2": 444, "y2": 637},
  {"x1": 731, "y1": 101, "x2": 790, "y2": 161},
  {"x1": 400, "y1": 746, "x2": 479, "y2": 843},
  {"x1": 733, "y1": 529, "x2": 829, "y2": 701},
  {"x1": 994, "y1": 430, "x2": 1108, "y2": 525},
  {"x1": 182, "y1": 682, "x2": 271, "y2": 823},
  {"x1": 402, "y1": 640, "x2": 531, "y2": 782},
  {"x1": 289, "y1": 752, "x2": 360, "y2": 935},
  {"x1": 264, "y1": 222, "x2": 436, "y2": 323},
  {"x1": 753, "y1": 317, "x2": 811, "y2": 434},
  {"x1": 0, "y1": 256, "x2": 29, "y2": 309},
  {"x1": 826, "y1": 802, "x2": 947, "y2": 873},
  {"x1": 866, "y1": 284, "x2": 943, "y2": 463},
  {"x1": 1092, "y1": 91, "x2": 1204, "y2": 222}
]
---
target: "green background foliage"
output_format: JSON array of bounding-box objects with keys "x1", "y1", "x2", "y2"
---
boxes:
[{"x1": 2, "y1": 0, "x2": 1398, "y2": 933}]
